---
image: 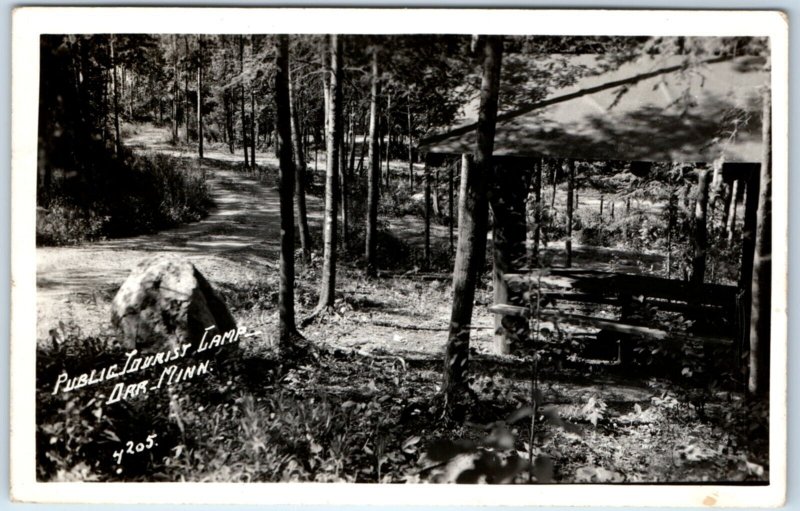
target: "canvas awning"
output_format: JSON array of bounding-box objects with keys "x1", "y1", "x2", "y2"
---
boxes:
[{"x1": 420, "y1": 55, "x2": 768, "y2": 165}]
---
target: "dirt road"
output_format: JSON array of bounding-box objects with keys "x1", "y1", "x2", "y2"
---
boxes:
[{"x1": 36, "y1": 125, "x2": 323, "y2": 340}]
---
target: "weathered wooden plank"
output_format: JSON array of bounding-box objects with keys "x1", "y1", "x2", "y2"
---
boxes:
[
  {"x1": 502, "y1": 271, "x2": 737, "y2": 307},
  {"x1": 538, "y1": 311, "x2": 732, "y2": 346},
  {"x1": 488, "y1": 304, "x2": 529, "y2": 318}
]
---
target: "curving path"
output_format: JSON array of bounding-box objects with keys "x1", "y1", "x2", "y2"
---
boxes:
[{"x1": 36, "y1": 125, "x2": 323, "y2": 340}]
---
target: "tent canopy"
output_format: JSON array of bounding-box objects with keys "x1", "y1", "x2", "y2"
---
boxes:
[{"x1": 420, "y1": 54, "x2": 768, "y2": 165}]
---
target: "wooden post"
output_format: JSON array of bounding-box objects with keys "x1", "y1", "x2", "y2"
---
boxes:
[
  {"x1": 739, "y1": 166, "x2": 760, "y2": 292},
  {"x1": 748, "y1": 89, "x2": 771, "y2": 398},
  {"x1": 491, "y1": 159, "x2": 533, "y2": 354},
  {"x1": 566, "y1": 159, "x2": 575, "y2": 267},
  {"x1": 690, "y1": 168, "x2": 711, "y2": 284},
  {"x1": 599, "y1": 194, "x2": 604, "y2": 218}
]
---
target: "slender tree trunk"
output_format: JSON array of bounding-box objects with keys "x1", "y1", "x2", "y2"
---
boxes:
[
  {"x1": 384, "y1": 94, "x2": 392, "y2": 188},
  {"x1": 720, "y1": 182, "x2": 731, "y2": 237},
  {"x1": 448, "y1": 160, "x2": 455, "y2": 253},
  {"x1": 275, "y1": 35, "x2": 297, "y2": 346},
  {"x1": 317, "y1": 34, "x2": 342, "y2": 308},
  {"x1": 365, "y1": 48, "x2": 381, "y2": 276},
  {"x1": 109, "y1": 35, "x2": 121, "y2": 158},
  {"x1": 442, "y1": 36, "x2": 503, "y2": 417},
  {"x1": 433, "y1": 167, "x2": 441, "y2": 216},
  {"x1": 357, "y1": 125, "x2": 368, "y2": 176},
  {"x1": 666, "y1": 189, "x2": 675, "y2": 279},
  {"x1": 690, "y1": 168, "x2": 711, "y2": 284},
  {"x1": 224, "y1": 90, "x2": 235, "y2": 153},
  {"x1": 550, "y1": 161, "x2": 558, "y2": 211},
  {"x1": 748, "y1": 89, "x2": 771, "y2": 398},
  {"x1": 424, "y1": 161, "x2": 432, "y2": 268},
  {"x1": 184, "y1": 36, "x2": 190, "y2": 143},
  {"x1": 196, "y1": 36, "x2": 204, "y2": 159},
  {"x1": 172, "y1": 35, "x2": 179, "y2": 142},
  {"x1": 250, "y1": 88, "x2": 257, "y2": 166},
  {"x1": 322, "y1": 42, "x2": 331, "y2": 151},
  {"x1": 566, "y1": 159, "x2": 575, "y2": 267},
  {"x1": 532, "y1": 158, "x2": 542, "y2": 267},
  {"x1": 289, "y1": 66, "x2": 312, "y2": 261},
  {"x1": 348, "y1": 111, "x2": 359, "y2": 177},
  {"x1": 340, "y1": 118, "x2": 349, "y2": 252},
  {"x1": 727, "y1": 178, "x2": 740, "y2": 242},
  {"x1": 239, "y1": 35, "x2": 249, "y2": 168},
  {"x1": 407, "y1": 102, "x2": 414, "y2": 190}
]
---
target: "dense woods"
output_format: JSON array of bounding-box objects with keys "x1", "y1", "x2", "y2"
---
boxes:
[{"x1": 36, "y1": 33, "x2": 773, "y2": 485}]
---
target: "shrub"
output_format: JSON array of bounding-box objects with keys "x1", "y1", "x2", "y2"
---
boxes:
[
  {"x1": 37, "y1": 152, "x2": 213, "y2": 246},
  {"x1": 36, "y1": 199, "x2": 109, "y2": 246}
]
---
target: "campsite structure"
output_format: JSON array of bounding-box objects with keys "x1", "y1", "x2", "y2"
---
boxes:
[{"x1": 420, "y1": 53, "x2": 770, "y2": 392}]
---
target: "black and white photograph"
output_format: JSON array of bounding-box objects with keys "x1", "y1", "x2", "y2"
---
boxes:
[{"x1": 10, "y1": 7, "x2": 788, "y2": 507}]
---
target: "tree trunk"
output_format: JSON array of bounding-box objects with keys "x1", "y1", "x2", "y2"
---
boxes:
[
  {"x1": 340, "y1": 118, "x2": 349, "y2": 252},
  {"x1": 289, "y1": 66, "x2": 312, "y2": 261},
  {"x1": 109, "y1": 35, "x2": 121, "y2": 158},
  {"x1": 250, "y1": 88, "x2": 257, "y2": 166},
  {"x1": 719, "y1": 182, "x2": 731, "y2": 237},
  {"x1": 365, "y1": 48, "x2": 381, "y2": 276},
  {"x1": 550, "y1": 160, "x2": 558, "y2": 211},
  {"x1": 172, "y1": 35, "x2": 179, "y2": 143},
  {"x1": 448, "y1": 160, "x2": 455, "y2": 253},
  {"x1": 407, "y1": 102, "x2": 414, "y2": 190},
  {"x1": 196, "y1": 36, "x2": 204, "y2": 160},
  {"x1": 690, "y1": 168, "x2": 711, "y2": 285},
  {"x1": 348, "y1": 110, "x2": 358, "y2": 178},
  {"x1": 726, "y1": 178, "x2": 739, "y2": 242},
  {"x1": 275, "y1": 35, "x2": 297, "y2": 346},
  {"x1": 317, "y1": 34, "x2": 342, "y2": 308},
  {"x1": 666, "y1": 189, "x2": 676, "y2": 279},
  {"x1": 224, "y1": 90, "x2": 235, "y2": 153},
  {"x1": 566, "y1": 159, "x2": 575, "y2": 267},
  {"x1": 532, "y1": 158, "x2": 542, "y2": 267},
  {"x1": 442, "y1": 36, "x2": 503, "y2": 417},
  {"x1": 424, "y1": 161, "x2": 432, "y2": 268},
  {"x1": 748, "y1": 89, "x2": 771, "y2": 398},
  {"x1": 384, "y1": 94, "x2": 392, "y2": 188},
  {"x1": 239, "y1": 35, "x2": 249, "y2": 168},
  {"x1": 184, "y1": 36, "x2": 190, "y2": 143}
]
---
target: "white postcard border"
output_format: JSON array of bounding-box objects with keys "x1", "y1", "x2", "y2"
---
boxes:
[{"x1": 10, "y1": 7, "x2": 789, "y2": 507}]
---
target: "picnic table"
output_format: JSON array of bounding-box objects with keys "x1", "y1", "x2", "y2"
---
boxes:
[{"x1": 489, "y1": 268, "x2": 738, "y2": 347}]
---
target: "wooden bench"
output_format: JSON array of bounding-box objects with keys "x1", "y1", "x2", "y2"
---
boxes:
[
  {"x1": 491, "y1": 269, "x2": 738, "y2": 347},
  {"x1": 488, "y1": 303, "x2": 732, "y2": 346}
]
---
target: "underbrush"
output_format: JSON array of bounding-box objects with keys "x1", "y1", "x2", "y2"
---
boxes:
[
  {"x1": 36, "y1": 324, "x2": 768, "y2": 484},
  {"x1": 37, "y1": 152, "x2": 213, "y2": 246}
]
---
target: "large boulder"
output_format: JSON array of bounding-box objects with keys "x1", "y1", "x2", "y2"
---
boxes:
[{"x1": 111, "y1": 255, "x2": 237, "y2": 354}]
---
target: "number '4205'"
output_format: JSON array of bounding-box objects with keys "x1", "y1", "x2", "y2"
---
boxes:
[{"x1": 112, "y1": 433, "x2": 158, "y2": 465}]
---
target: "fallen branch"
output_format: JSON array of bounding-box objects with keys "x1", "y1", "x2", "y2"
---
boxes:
[{"x1": 349, "y1": 318, "x2": 493, "y2": 332}]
